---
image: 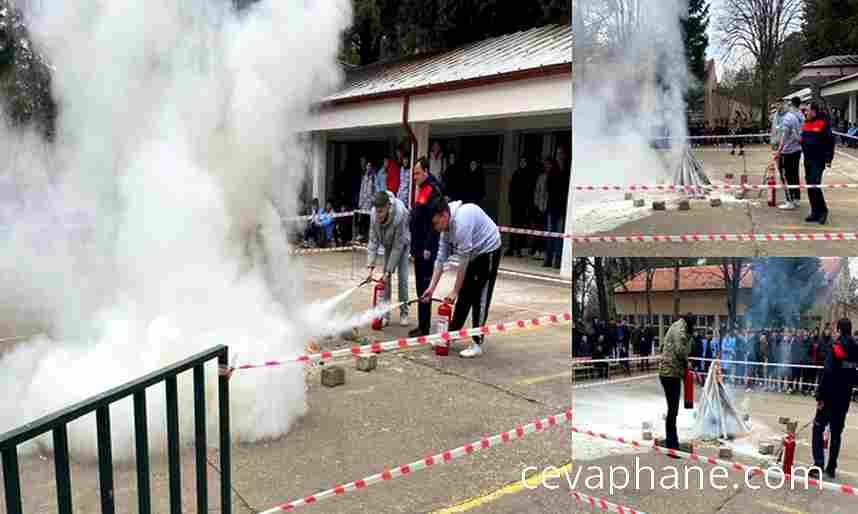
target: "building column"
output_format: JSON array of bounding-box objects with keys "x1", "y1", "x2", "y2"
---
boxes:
[
  {"x1": 407, "y1": 122, "x2": 430, "y2": 207},
  {"x1": 311, "y1": 132, "x2": 327, "y2": 203},
  {"x1": 499, "y1": 130, "x2": 517, "y2": 227},
  {"x1": 849, "y1": 93, "x2": 857, "y2": 125},
  {"x1": 560, "y1": 138, "x2": 574, "y2": 279}
]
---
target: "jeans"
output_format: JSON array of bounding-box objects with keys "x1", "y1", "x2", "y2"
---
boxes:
[
  {"x1": 544, "y1": 213, "x2": 565, "y2": 267},
  {"x1": 660, "y1": 376, "x2": 682, "y2": 450},
  {"x1": 813, "y1": 402, "x2": 849, "y2": 471},
  {"x1": 382, "y1": 244, "x2": 409, "y2": 322},
  {"x1": 805, "y1": 157, "x2": 828, "y2": 217}
]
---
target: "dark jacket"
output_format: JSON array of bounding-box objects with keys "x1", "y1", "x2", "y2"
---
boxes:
[
  {"x1": 816, "y1": 335, "x2": 858, "y2": 405},
  {"x1": 546, "y1": 169, "x2": 570, "y2": 217},
  {"x1": 801, "y1": 113, "x2": 835, "y2": 164},
  {"x1": 459, "y1": 166, "x2": 486, "y2": 206},
  {"x1": 409, "y1": 174, "x2": 442, "y2": 259},
  {"x1": 509, "y1": 166, "x2": 535, "y2": 209}
]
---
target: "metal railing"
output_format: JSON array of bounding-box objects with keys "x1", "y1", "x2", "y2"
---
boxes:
[{"x1": 0, "y1": 345, "x2": 231, "y2": 514}]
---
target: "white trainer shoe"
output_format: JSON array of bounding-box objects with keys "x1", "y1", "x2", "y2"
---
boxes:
[
  {"x1": 400, "y1": 313, "x2": 409, "y2": 327},
  {"x1": 778, "y1": 201, "x2": 798, "y2": 210},
  {"x1": 460, "y1": 343, "x2": 483, "y2": 358}
]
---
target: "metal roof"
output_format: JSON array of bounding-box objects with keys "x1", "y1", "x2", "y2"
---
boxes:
[
  {"x1": 803, "y1": 55, "x2": 858, "y2": 68},
  {"x1": 322, "y1": 24, "x2": 571, "y2": 104}
]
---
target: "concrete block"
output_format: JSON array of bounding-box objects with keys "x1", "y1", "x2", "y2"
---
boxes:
[
  {"x1": 321, "y1": 366, "x2": 346, "y2": 387},
  {"x1": 642, "y1": 421, "x2": 652, "y2": 430},
  {"x1": 759, "y1": 442, "x2": 775, "y2": 455},
  {"x1": 634, "y1": 199, "x2": 646, "y2": 208},
  {"x1": 625, "y1": 192, "x2": 634, "y2": 201},
  {"x1": 642, "y1": 431, "x2": 653, "y2": 441},
  {"x1": 719, "y1": 447, "x2": 733, "y2": 459},
  {"x1": 652, "y1": 201, "x2": 667, "y2": 211},
  {"x1": 786, "y1": 421, "x2": 798, "y2": 434},
  {"x1": 356, "y1": 355, "x2": 377, "y2": 372},
  {"x1": 678, "y1": 199, "x2": 691, "y2": 211},
  {"x1": 778, "y1": 416, "x2": 791, "y2": 425},
  {"x1": 709, "y1": 198, "x2": 722, "y2": 207}
]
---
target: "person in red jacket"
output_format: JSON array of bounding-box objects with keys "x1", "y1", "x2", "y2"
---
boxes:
[
  {"x1": 385, "y1": 156, "x2": 401, "y2": 195},
  {"x1": 800, "y1": 102, "x2": 835, "y2": 224}
]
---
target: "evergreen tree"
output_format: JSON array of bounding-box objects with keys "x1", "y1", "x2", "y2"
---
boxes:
[
  {"x1": 682, "y1": 0, "x2": 710, "y2": 84},
  {"x1": 802, "y1": 0, "x2": 858, "y2": 61}
]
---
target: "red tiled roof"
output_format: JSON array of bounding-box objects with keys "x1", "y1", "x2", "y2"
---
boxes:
[
  {"x1": 322, "y1": 24, "x2": 572, "y2": 104},
  {"x1": 617, "y1": 258, "x2": 844, "y2": 293}
]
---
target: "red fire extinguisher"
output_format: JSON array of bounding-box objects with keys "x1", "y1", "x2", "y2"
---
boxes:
[
  {"x1": 782, "y1": 435, "x2": 796, "y2": 476},
  {"x1": 684, "y1": 367, "x2": 694, "y2": 409},
  {"x1": 371, "y1": 279, "x2": 386, "y2": 331},
  {"x1": 434, "y1": 301, "x2": 453, "y2": 356},
  {"x1": 767, "y1": 174, "x2": 777, "y2": 207}
]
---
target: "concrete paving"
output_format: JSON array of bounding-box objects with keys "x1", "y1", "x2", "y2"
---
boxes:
[
  {"x1": 573, "y1": 145, "x2": 858, "y2": 257},
  {"x1": 570, "y1": 371, "x2": 858, "y2": 514},
  {"x1": 0, "y1": 251, "x2": 572, "y2": 514}
]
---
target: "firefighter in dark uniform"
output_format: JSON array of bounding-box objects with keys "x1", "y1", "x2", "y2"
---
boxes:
[{"x1": 811, "y1": 318, "x2": 858, "y2": 480}]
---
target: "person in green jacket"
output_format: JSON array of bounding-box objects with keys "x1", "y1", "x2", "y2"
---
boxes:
[{"x1": 659, "y1": 314, "x2": 694, "y2": 452}]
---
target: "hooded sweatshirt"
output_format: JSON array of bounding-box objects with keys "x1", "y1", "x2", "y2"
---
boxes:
[
  {"x1": 367, "y1": 191, "x2": 411, "y2": 274},
  {"x1": 434, "y1": 201, "x2": 500, "y2": 270}
]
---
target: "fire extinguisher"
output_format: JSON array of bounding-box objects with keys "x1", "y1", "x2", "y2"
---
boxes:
[
  {"x1": 782, "y1": 435, "x2": 796, "y2": 476},
  {"x1": 767, "y1": 173, "x2": 777, "y2": 207},
  {"x1": 684, "y1": 367, "x2": 694, "y2": 409},
  {"x1": 371, "y1": 279, "x2": 386, "y2": 331},
  {"x1": 434, "y1": 301, "x2": 453, "y2": 356}
]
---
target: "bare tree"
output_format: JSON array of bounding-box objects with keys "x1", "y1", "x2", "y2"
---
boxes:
[
  {"x1": 718, "y1": 0, "x2": 802, "y2": 125},
  {"x1": 645, "y1": 267, "x2": 655, "y2": 324},
  {"x1": 672, "y1": 259, "x2": 681, "y2": 317}
]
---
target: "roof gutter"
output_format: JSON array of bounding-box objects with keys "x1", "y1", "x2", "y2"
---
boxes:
[
  {"x1": 402, "y1": 95, "x2": 418, "y2": 208},
  {"x1": 321, "y1": 62, "x2": 571, "y2": 108}
]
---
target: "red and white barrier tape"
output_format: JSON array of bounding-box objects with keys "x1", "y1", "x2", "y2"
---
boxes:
[
  {"x1": 571, "y1": 355, "x2": 662, "y2": 366},
  {"x1": 288, "y1": 245, "x2": 359, "y2": 256},
  {"x1": 569, "y1": 424, "x2": 856, "y2": 497},
  {"x1": 570, "y1": 491, "x2": 648, "y2": 514},
  {"x1": 233, "y1": 312, "x2": 572, "y2": 371},
  {"x1": 654, "y1": 132, "x2": 771, "y2": 141},
  {"x1": 284, "y1": 211, "x2": 358, "y2": 222},
  {"x1": 568, "y1": 232, "x2": 858, "y2": 244},
  {"x1": 572, "y1": 184, "x2": 858, "y2": 192},
  {"x1": 572, "y1": 373, "x2": 659, "y2": 391},
  {"x1": 259, "y1": 409, "x2": 574, "y2": 513},
  {"x1": 690, "y1": 357, "x2": 823, "y2": 370},
  {"x1": 501, "y1": 227, "x2": 858, "y2": 243},
  {"x1": 690, "y1": 372, "x2": 821, "y2": 389}
]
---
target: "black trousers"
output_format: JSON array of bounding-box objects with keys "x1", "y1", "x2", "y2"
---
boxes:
[
  {"x1": 450, "y1": 248, "x2": 502, "y2": 345},
  {"x1": 781, "y1": 151, "x2": 802, "y2": 202},
  {"x1": 509, "y1": 206, "x2": 529, "y2": 253},
  {"x1": 660, "y1": 376, "x2": 682, "y2": 450},
  {"x1": 805, "y1": 158, "x2": 829, "y2": 217},
  {"x1": 813, "y1": 402, "x2": 850, "y2": 472},
  {"x1": 414, "y1": 256, "x2": 434, "y2": 334}
]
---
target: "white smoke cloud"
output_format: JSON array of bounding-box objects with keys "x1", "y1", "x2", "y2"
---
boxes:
[
  {"x1": 0, "y1": 0, "x2": 352, "y2": 460},
  {"x1": 572, "y1": 0, "x2": 691, "y2": 225}
]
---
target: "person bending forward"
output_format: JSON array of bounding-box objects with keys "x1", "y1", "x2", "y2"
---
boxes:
[{"x1": 421, "y1": 197, "x2": 501, "y2": 358}]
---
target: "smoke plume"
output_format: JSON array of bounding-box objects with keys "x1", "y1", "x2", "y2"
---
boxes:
[{"x1": 0, "y1": 0, "x2": 352, "y2": 460}]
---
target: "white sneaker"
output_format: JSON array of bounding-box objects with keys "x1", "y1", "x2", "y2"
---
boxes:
[
  {"x1": 459, "y1": 343, "x2": 483, "y2": 358},
  {"x1": 778, "y1": 201, "x2": 798, "y2": 210},
  {"x1": 399, "y1": 313, "x2": 409, "y2": 327}
]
